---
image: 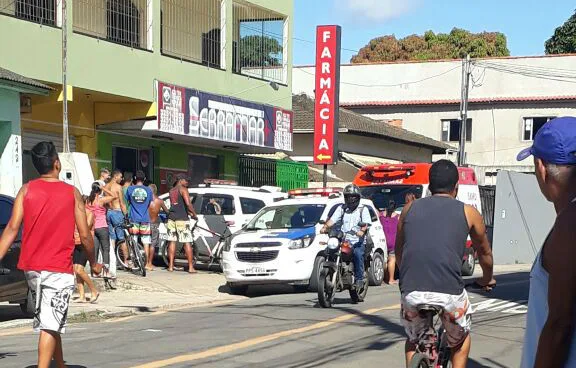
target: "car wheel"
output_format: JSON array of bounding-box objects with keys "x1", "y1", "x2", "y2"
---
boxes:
[
  {"x1": 227, "y1": 283, "x2": 248, "y2": 295},
  {"x1": 308, "y1": 255, "x2": 325, "y2": 292},
  {"x1": 461, "y1": 248, "x2": 476, "y2": 276},
  {"x1": 368, "y1": 252, "x2": 385, "y2": 286},
  {"x1": 20, "y1": 288, "x2": 35, "y2": 318}
]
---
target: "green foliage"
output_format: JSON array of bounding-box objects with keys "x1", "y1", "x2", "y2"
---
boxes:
[
  {"x1": 545, "y1": 10, "x2": 576, "y2": 54},
  {"x1": 239, "y1": 35, "x2": 282, "y2": 67},
  {"x1": 351, "y1": 28, "x2": 510, "y2": 63}
]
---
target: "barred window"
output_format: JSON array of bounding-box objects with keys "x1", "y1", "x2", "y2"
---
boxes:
[
  {"x1": 233, "y1": 2, "x2": 286, "y2": 84},
  {"x1": 161, "y1": 0, "x2": 222, "y2": 68},
  {"x1": 73, "y1": 0, "x2": 148, "y2": 49},
  {"x1": 0, "y1": 0, "x2": 56, "y2": 26}
]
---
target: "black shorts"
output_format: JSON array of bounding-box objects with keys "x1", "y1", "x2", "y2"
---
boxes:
[{"x1": 73, "y1": 246, "x2": 88, "y2": 266}]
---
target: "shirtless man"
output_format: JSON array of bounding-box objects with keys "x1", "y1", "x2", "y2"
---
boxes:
[
  {"x1": 105, "y1": 170, "x2": 127, "y2": 273},
  {"x1": 148, "y1": 184, "x2": 168, "y2": 271}
]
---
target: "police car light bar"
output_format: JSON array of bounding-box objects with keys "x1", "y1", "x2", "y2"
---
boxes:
[
  {"x1": 288, "y1": 188, "x2": 342, "y2": 197},
  {"x1": 203, "y1": 179, "x2": 239, "y2": 186}
]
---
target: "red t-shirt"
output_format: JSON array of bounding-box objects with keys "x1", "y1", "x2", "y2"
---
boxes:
[{"x1": 18, "y1": 179, "x2": 76, "y2": 274}]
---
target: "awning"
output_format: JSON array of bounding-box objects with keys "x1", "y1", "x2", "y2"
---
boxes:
[{"x1": 97, "y1": 119, "x2": 281, "y2": 153}]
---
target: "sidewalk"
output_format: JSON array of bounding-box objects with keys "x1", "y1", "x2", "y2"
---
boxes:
[{"x1": 0, "y1": 268, "x2": 245, "y2": 329}]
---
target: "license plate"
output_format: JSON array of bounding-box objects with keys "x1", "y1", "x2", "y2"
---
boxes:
[{"x1": 246, "y1": 265, "x2": 266, "y2": 274}]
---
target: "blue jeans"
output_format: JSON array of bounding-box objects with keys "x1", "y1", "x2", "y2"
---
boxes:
[{"x1": 353, "y1": 242, "x2": 365, "y2": 282}]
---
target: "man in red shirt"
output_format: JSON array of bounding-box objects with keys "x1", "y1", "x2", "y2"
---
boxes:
[{"x1": 0, "y1": 141, "x2": 101, "y2": 368}]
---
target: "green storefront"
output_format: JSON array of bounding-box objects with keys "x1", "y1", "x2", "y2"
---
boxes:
[{"x1": 97, "y1": 132, "x2": 239, "y2": 193}]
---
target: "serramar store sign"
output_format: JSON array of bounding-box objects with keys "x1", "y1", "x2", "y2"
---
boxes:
[{"x1": 157, "y1": 81, "x2": 293, "y2": 151}]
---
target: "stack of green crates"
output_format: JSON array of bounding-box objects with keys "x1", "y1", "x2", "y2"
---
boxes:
[{"x1": 276, "y1": 160, "x2": 309, "y2": 191}]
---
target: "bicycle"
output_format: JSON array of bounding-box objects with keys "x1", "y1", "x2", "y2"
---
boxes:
[
  {"x1": 115, "y1": 220, "x2": 147, "y2": 277},
  {"x1": 159, "y1": 218, "x2": 231, "y2": 269},
  {"x1": 409, "y1": 282, "x2": 495, "y2": 368}
]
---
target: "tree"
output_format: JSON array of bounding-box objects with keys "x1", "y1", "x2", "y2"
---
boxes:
[
  {"x1": 545, "y1": 10, "x2": 576, "y2": 54},
  {"x1": 351, "y1": 28, "x2": 510, "y2": 63},
  {"x1": 239, "y1": 35, "x2": 282, "y2": 68}
]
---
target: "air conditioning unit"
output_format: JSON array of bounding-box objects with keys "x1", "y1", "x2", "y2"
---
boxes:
[{"x1": 58, "y1": 152, "x2": 95, "y2": 195}]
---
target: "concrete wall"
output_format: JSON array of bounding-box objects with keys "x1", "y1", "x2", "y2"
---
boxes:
[
  {"x1": 0, "y1": 0, "x2": 293, "y2": 109},
  {"x1": 352, "y1": 102, "x2": 576, "y2": 183},
  {"x1": 0, "y1": 89, "x2": 23, "y2": 197},
  {"x1": 293, "y1": 133, "x2": 435, "y2": 163}
]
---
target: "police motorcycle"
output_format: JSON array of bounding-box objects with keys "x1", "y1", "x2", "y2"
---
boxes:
[{"x1": 317, "y1": 224, "x2": 370, "y2": 308}]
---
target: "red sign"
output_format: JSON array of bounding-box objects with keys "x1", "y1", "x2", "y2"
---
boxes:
[{"x1": 314, "y1": 25, "x2": 341, "y2": 165}]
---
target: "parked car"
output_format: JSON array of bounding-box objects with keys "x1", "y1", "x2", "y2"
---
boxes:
[
  {"x1": 0, "y1": 195, "x2": 33, "y2": 317},
  {"x1": 156, "y1": 183, "x2": 287, "y2": 265},
  {"x1": 221, "y1": 188, "x2": 388, "y2": 295}
]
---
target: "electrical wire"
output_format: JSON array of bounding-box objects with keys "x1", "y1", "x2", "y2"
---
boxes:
[{"x1": 294, "y1": 65, "x2": 461, "y2": 88}]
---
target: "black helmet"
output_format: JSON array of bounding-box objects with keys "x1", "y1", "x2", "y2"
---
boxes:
[{"x1": 343, "y1": 184, "x2": 361, "y2": 210}]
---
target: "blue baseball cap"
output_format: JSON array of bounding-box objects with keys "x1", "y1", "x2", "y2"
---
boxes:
[{"x1": 517, "y1": 116, "x2": 576, "y2": 165}]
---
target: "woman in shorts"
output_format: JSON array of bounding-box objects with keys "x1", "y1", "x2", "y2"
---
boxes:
[{"x1": 73, "y1": 196, "x2": 100, "y2": 303}]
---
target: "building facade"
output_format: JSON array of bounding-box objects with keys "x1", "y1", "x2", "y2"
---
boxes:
[
  {"x1": 0, "y1": 0, "x2": 293, "y2": 191},
  {"x1": 293, "y1": 55, "x2": 576, "y2": 185}
]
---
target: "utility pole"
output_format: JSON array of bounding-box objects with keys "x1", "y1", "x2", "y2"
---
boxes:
[
  {"x1": 322, "y1": 164, "x2": 328, "y2": 187},
  {"x1": 458, "y1": 54, "x2": 471, "y2": 166},
  {"x1": 62, "y1": 0, "x2": 70, "y2": 153}
]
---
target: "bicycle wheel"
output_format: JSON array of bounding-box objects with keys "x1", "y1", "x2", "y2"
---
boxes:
[
  {"x1": 116, "y1": 241, "x2": 130, "y2": 270},
  {"x1": 132, "y1": 242, "x2": 147, "y2": 277},
  {"x1": 160, "y1": 240, "x2": 170, "y2": 268},
  {"x1": 410, "y1": 353, "x2": 430, "y2": 368}
]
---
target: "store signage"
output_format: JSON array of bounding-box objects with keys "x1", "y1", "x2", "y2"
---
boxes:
[
  {"x1": 157, "y1": 81, "x2": 292, "y2": 151},
  {"x1": 314, "y1": 25, "x2": 341, "y2": 165}
]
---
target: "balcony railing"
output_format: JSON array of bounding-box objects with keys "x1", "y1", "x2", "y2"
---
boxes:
[
  {"x1": 233, "y1": 1, "x2": 286, "y2": 84},
  {"x1": 0, "y1": 0, "x2": 57, "y2": 26},
  {"x1": 73, "y1": 0, "x2": 149, "y2": 49},
  {"x1": 161, "y1": 0, "x2": 222, "y2": 68}
]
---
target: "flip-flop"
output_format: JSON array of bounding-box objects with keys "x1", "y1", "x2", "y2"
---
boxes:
[
  {"x1": 75, "y1": 298, "x2": 87, "y2": 304},
  {"x1": 188, "y1": 269, "x2": 198, "y2": 274},
  {"x1": 90, "y1": 293, "x2": 100, "y2": 304}
]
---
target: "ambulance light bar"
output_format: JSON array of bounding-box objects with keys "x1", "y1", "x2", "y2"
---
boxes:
[{"x1": 288, "y1": 188, "x2": 342, "y2": 198}]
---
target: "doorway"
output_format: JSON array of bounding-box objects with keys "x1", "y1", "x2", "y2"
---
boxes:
[
  {"x1": 188, "y1": 153, "x2": 219, "y2": 186},
  {"x1": 112, "y1": 146, "x2": 154, "y2": 183}
]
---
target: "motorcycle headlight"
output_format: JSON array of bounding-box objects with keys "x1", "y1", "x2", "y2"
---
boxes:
[
  {"x1": 288, "y1": 236, "x2": 314, "y2": 249},
  {"x1": 327, "y1": 237, "x2": 340, "y2": 250}
]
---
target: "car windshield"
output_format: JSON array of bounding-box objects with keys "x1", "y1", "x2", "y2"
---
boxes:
[
  {"x1": 246, "y1": 204, "x2": 326, "y2": 230},
  {"x1": 360, "y1": 185, "x2": 423, "y2": 213}
]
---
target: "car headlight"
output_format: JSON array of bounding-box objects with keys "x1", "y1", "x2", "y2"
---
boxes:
[
  {"x1": 327, "y1": 237, "x2": 340, "y2": 250},
  {"x1": 288, "y1": 236, "x2": 314, "y2": 249}
]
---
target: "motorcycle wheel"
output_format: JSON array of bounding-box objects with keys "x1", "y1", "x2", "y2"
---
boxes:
[
  {"x1": 410, "y1": 353, "x2": 430, "y2": 368},
  {"x1": 317, "y1": 268, "x2": 335, "y2": 308}
]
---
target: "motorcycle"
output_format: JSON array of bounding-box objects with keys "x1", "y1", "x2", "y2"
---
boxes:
[{"x1": 317, "y1": 224, "x2": 370, "y2": 308}]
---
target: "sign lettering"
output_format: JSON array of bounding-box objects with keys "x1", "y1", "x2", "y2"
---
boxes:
[{"x1": 314, "y1": 25, "x2": 341, "y2": 165}]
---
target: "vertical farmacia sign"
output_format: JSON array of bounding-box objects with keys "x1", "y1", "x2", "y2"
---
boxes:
[{"x1": 314, "y1": 25, "x2": 341, "y2": 165}]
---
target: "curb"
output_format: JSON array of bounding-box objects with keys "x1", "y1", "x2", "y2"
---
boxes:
[{"x1": 0, "y1": 297, "x2": 244, "y2": 332}]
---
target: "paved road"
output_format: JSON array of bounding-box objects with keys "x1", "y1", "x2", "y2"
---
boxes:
[{"x1": 0, "y1": 271, "x2": 528, "y2": 368}]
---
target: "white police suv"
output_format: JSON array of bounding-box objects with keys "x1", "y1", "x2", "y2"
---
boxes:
[{"x1": 221, "y1": 188, "x2": 388, "y2": 295}]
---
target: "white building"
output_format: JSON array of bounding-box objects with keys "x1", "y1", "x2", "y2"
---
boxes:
[{"x1": 293, "y1": 55, "x2": 576, "y2": 185}]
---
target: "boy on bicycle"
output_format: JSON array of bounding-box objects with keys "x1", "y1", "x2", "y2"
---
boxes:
[{"x1": 125, "y1": 171, "x2": 154, "y2": 269}]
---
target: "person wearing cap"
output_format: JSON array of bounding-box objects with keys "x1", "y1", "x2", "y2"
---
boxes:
[
  {"x1": 166, "y1": 174, "x2": 198, "y2": 273},
  {"x1": 518, "y1": 117, "x2": 576, "y2": 368}
]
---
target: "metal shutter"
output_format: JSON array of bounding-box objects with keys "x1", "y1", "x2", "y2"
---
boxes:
[{"x1": 22, "y1": 131, "x2": 76, "y2": 152}]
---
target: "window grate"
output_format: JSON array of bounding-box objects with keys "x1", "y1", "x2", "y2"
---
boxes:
[
  {"x1": 233, "y1": 1, "x2": 286, "y2": 84},
  {"x1": 161, "y1": 0, "x2": 222, "y2": 68},
  {"x1": 73, "y1": 0, "x2": 148, "y2": 49},
  {"x1": 0, "y1": 0, "x2": 56, "y2": 26}
]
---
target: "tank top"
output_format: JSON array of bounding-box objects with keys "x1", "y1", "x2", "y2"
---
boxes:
[
  {"x1": 399, "y1": 196, "x2": 469, "y2": 295},
  {"x1": 521, "y1": 198, "x2": 576, "y2": 368},
  {"x1": 19, "y1": 179, "x2": 76, "y2": 274},
  {"x1": 87, "y1": 200, "x2": 107, "y2": 229},
  {"x1": 169, "y1": 187, "x2": 188, "y2": 221}
]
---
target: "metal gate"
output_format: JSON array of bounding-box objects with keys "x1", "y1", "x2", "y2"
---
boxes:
[
  {"x1": 479, "y1": 186, "x2": 496, "y2": 226},
  {"x1": 238, "y1": 156, "x2": 276, "y2": 188}
]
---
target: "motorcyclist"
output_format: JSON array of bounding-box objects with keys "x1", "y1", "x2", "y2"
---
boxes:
[{"x1": 321, "y1": 184, "x2": 372, "y2": 288}]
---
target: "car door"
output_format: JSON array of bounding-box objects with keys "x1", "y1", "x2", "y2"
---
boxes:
[
  {"x1": 0, "y1": 195, "x2": 27, "y2": 303},
  {"x1": 364, "y1": 203, "x2": 387, "y2": 254},
  {"x1": 238, "y1": 196, "x2": 266, "y2": 229}
]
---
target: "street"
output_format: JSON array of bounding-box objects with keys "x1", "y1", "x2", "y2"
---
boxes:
[{"x1": 0, "y1": 271, "x2": 528, "y2": 368}]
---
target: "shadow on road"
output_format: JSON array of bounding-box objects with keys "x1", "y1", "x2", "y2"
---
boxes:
[
  {"x1": 25, "y1": 365, "x2": 87, "y2": 368},
  {"x1": 0, "y1": 352, "x2": 18, "y2": 359},
  {"x1": 465, "y1": 271, "x2": 529, "y2": 303}
]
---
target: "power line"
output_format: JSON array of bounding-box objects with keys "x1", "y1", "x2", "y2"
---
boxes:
[{"x1": 294, "y1": 65, "x2": 461, "y2": 88}]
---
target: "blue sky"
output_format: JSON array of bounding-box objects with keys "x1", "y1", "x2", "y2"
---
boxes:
[{"x1": 293, "y1": 0, "x2": 575, "y2": 65}]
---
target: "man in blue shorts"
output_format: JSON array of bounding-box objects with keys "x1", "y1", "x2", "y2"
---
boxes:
[{"x1": 125, "y1": 171, "x2": 154, "y2": 269}]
